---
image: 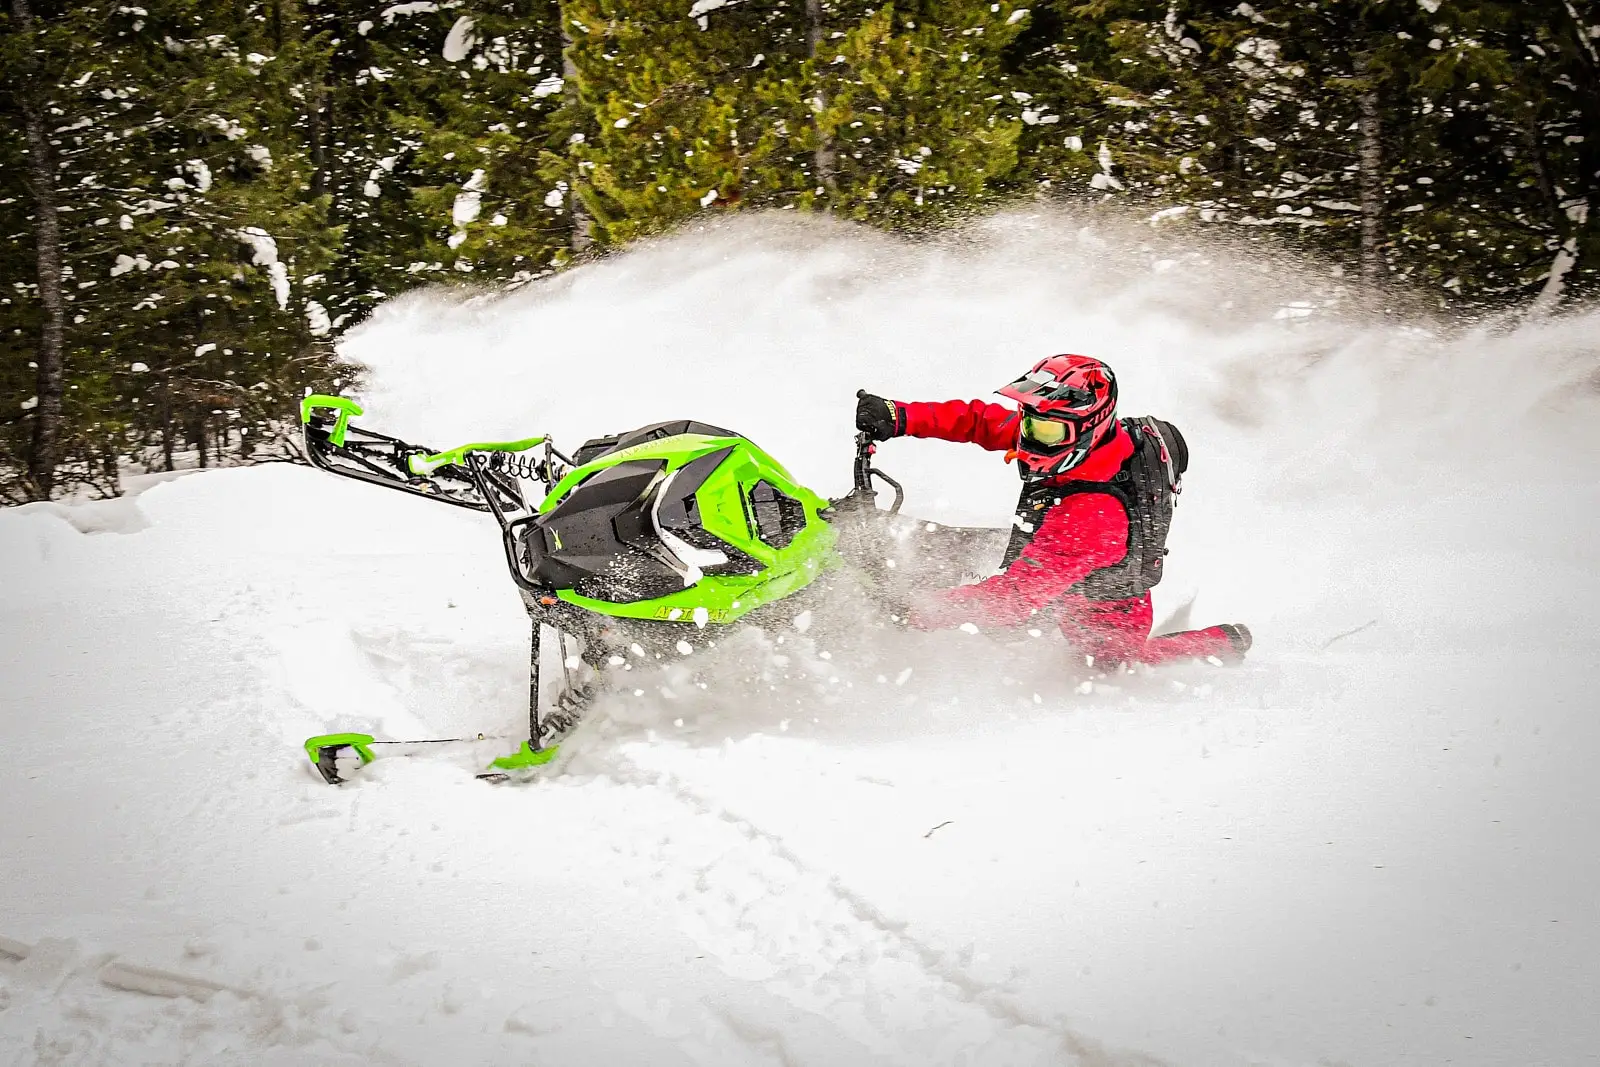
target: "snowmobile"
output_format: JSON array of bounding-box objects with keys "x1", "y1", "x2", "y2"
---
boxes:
[{"x1": 297, "y1": 394, "x2": 1005, "y2": 784}]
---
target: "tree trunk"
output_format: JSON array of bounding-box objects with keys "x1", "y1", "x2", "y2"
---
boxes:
[
  {"x1": 806, "y1": 0, "x2": 837, "y2": 196},
  {"x1": 308, "y1": 82, "x2": 327, "y2": 199},
  {"x1": 561, "y1": 20, "x2": 593, "y2": 254},
  {"x1": 1528, "y1": 199, "x2": 1587, "y2": 319},
  {"x1": 1523, "y1": 114, "x2": 1566, "y2": 233},
  {"x1": 13, "y1": 0, "x2": 67, "y2": 500},
  {"x1": 1563, "y1": 0, "x2": 1600, "y2": 68},
  {"x1": 161, "y1": 381, "x2": 175, "y2": 471},
  {"x1": 1354, "y1": 52, "x2": 1385, "y2": 287}
]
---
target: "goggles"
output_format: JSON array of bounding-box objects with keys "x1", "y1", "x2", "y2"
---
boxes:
[{"x1": 1020, "y1": 413, "x2": 1079, "y2": 450}]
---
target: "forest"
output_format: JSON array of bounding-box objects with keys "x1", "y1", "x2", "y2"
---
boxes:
[{"x1": 3, "y1": 0, "x2": 1596, "y2": 501}]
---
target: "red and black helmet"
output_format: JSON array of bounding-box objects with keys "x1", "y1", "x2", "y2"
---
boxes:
[{"x1": 997, "y1": 354, "x2": 1118, "y2": 478}]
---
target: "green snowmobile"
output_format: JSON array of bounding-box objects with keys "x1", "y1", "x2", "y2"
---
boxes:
[{"x1": 297, "y1": 394, "x2": 1003, "y2": 784}]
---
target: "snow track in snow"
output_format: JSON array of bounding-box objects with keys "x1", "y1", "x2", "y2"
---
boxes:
[{"x1": 580, "y1": 749, "x2": 1148, "y2": 1067}]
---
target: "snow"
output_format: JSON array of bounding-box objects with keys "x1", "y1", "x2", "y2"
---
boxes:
[
  {"x1": 110, "y1": 253, "x2": 151, "y2": 276},
  {"x1": 451, "y1": 194, "x2": 480, "y2": 226},
  {"x1": 207, "y1": 115, "x2": 246, "y2": 140},
  {"x1": 5, "y1": 211, "x2": 1600, "y2": 1065},
  {"x1": 382, "y1": 1, "x2": 439, "y2": 24},
  {"x1": 306, "y1": 300, "x2": 333, "y2": 337},
  {"x1": 236, "y1": 226, "x2": 291, "y2": 309},
  {"x1": 442, "y1": 16, "x2": 477, "y2": 63}
]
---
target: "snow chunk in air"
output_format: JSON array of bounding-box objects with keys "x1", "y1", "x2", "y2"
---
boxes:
[
  {"x1": 453, "y1": 169, "x2": 486, "y2": 225},
  {"x1": 442, "y1": 16, "x2": 477, "y2": 62},
  {"x1": 382, "y1": 1, "x2": 438, "y2": 24},
  {"x1": 236, "y1": 227, "x2": 290, "y2": 309},
  {"x1": 306, "y1": 300, "x2": 332, "y2": 337},
  {"x1": 186, "y1": 159, "x2": 212, "y2": 192}
]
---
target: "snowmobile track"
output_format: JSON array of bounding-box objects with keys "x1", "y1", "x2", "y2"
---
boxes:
[{"x1": 576, "y1": 748, "x2": 1166, "y2": 1067}]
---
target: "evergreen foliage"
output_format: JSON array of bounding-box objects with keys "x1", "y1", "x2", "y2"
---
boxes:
[
  {"x1": 3, "y1": 0, "x2": 1596, "y2": 499},
  {"x1": 1, "y1": 0, "x2": 340, "y2": 499}
]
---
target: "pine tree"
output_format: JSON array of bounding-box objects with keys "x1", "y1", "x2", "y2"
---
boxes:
[
  {"x1": 1388, "y1": 0, "x2": 1599, "y2": 306},
  {"x1": 559, "y1": 0, "x2": 813, "y2": 247},
  {"x1": 813, "y1": 1, "x2": 1029, "y2": 225},
  {"x1": 561, "y1": 0, "x2": 1029, "y2": 240},
  {"x1": 277, "y1": 0, "x2": 569, "y2": 313},
  {"x1": 1005, "y1": 0, "x2": 1597, "y2": 309},
  {"x1": 0, "y1": 0, "x2": 338, "y2": 498}
]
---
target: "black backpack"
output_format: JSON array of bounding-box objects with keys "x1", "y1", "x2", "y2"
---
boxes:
[{"x1": 999, "y1": 416, "x2": 1188, "y2": 600}]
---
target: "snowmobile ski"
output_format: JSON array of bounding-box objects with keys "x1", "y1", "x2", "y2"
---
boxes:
[
  {"x1": 304, "y1": 733, "x2": 498, "y2": 785},
  {"x1": 302, "y1": 619, "x2": 597, "y2": 785}
]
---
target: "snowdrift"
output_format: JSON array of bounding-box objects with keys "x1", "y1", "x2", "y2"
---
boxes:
[{"x1": 3, "y1": 210, "x2": 1598, "y2": 1066}]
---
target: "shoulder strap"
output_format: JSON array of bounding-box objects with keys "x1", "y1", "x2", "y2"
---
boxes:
[{"x1": 1126, "y1": 417, "x2": 1184, "y2": 498}]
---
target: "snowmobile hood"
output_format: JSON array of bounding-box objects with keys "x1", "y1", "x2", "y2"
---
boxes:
[{"x1": 526, "y1": 430, "x2": 837, "y2": 625}]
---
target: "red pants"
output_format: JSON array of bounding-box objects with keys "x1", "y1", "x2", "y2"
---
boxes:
[{"x1": 1052, "y1": 591, "x2": 1235, "y2": 666}]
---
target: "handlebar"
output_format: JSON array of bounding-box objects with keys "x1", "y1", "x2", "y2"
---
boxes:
[{"x1": 851, "y1": 390, "x2": 904, "y2": 516}]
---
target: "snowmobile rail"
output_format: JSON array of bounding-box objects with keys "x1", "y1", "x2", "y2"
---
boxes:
[{"x1": 300, "y1": 394, "x2": 566, "y2": 516}]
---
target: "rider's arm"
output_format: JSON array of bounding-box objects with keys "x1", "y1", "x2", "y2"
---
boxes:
[
  {"x1": 907, "y1": 492, "x2": 1129, "y2": 629},
  {"x1": 899, "y1": 400, "x2": 1020, "y2": 453}
]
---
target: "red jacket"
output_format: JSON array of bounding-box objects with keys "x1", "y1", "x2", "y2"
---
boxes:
[{"x1": 899, "y1": 400, "x2": 1135, "y2": 629}]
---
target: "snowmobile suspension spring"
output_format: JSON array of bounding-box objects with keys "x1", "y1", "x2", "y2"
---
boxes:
[{"x1": 479, "y1": 451, "x2": 543, "y2": 482}]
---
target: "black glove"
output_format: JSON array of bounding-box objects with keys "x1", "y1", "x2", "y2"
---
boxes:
[{"x1": 855, "y1": 391, "x2": 904, "y2": 441}]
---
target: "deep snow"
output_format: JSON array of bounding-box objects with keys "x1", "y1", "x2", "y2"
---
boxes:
[{"x1": 3, "y1": 212, "x2": 1598, "y2": 1066}]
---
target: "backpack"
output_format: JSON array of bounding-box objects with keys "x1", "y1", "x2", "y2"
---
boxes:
[{"x1": 999, "y1": 416, "x2": 1188, "y2": 601}]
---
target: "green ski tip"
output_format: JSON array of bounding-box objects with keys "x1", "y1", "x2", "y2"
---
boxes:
[
  {"x1": 300, "y1": 395, "x2": 362, "y2": 446},
  {"x1": 305, "y1": 732, "x2": 376, "y2": 765},
  {"x1": 304, "y1": 732, "x2": 377, "y2": 785},
  {"x1": 489, "y1": 741, "x2": 560, "y2": 771}
]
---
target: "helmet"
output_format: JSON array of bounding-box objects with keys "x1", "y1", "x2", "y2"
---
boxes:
[{"x1": 997, "y1": 354, "x2": 1118, "y2": 478}]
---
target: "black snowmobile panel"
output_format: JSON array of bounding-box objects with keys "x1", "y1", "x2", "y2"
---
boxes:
[
  {"x1": 553, "y1": 459, "x2": 664, "y2": 512},
  {"x1": 521, "y1": 447, "x2": 773, "y2": 603},
  {"x1": 652, "y1": 448, "x2": 735, "y2": 531},
  {"x1": 652, "y1": 449, "x2": 767, "y2": 575},
  {"x1": 523, "y1": 458, "x2": 685, "y2": 602},
  {"x1": 748, "y1": 480, "x2": 807, "y2": 549},
  {"x1": 571, "y1": 420, "x2": 741, "y2": 466}
]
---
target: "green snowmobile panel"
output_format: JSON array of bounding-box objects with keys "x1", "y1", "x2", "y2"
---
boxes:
[{"x1": 528, "y1": 432, "x2": 837, "y2": 624}]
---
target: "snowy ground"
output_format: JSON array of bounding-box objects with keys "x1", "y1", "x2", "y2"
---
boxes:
[{"x1": 4, "y1": 213, "x2": 1599, "y2": 1066}]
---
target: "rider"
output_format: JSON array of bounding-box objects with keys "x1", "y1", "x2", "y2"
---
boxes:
[{"x1": 856, "y1": 354, "x2": 1251, "y2": 668}]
